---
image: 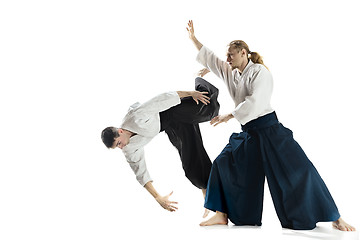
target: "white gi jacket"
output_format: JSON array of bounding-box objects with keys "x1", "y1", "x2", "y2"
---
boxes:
[
  {"x1": 120, "y1": 92, "x2": 181, "y2": 186},
  {"x1": 197, "y1": 46, "x2": 274, "y2": 125}
]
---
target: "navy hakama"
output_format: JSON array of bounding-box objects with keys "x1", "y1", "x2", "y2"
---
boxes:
[{"x1": 204, "y1": 112, "x2": 340, "y2": 230}]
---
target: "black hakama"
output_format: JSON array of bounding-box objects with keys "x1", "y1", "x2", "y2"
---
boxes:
[{"x1": 159, "y1": 77, "x2": 220, "y2": 189}]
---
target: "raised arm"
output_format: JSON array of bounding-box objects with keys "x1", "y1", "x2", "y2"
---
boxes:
[
  {"x1": 186, "y1": 20, "x2": 203, "y2": 51},
  {"x1": 187, "y1": 20, "x2": 237, "y2": 99}
]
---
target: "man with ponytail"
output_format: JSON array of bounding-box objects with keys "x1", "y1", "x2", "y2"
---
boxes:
[{"x1": 186, "y1": 20, "x2": 355, "y2": 231}]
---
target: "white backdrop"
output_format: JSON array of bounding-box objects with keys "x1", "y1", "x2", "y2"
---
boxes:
[{"x1": 1, "y1": 0, "x2": 359, "y2": 239}]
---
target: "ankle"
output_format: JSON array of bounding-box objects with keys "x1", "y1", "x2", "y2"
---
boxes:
[{"x1": 216, "y1": 211, "x2": 227, "y2": 218}]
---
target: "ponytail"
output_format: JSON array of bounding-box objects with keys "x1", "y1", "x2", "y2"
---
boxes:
[
  {"x1": 249, "y1": 51, "x2": 268, "y2": 70},
  {"x1": 229, "y1": 40, "x2": 269, "y2": 70}
]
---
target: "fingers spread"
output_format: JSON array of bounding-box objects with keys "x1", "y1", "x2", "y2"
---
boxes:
[
  {"x1": 201, "y1": 92, "x2": 210, "y2": 99},
  {"x1": 213, "y1": 121, "x2": 221, "y2": 127},
  {"x1": 210, "y1": 116, "x2": 219, "y2": 125},
  {"x1": 167, "y1": 205, "x2": 178, "y2": 212},
  {"x1": 199, "y1": 97, "x2": 209, "y2": 105}
]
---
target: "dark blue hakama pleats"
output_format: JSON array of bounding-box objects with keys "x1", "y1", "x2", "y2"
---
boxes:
[{"x1": 204, "y1": 112, "x2": 340, "y2": 230}]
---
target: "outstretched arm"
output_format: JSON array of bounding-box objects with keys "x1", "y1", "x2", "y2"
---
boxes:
[
  {"x1": 144, "y1": 181, "x2": 178, "y2": 212},
  {"x1": 186, "y1": 20, "x2": 203, "y2": 51},
  {"x1": 125, "y1": 150, "x2": 178, "y2": 212},
  {"x1": 187, "y1": 20, "x2": 237, "y2": 99}
]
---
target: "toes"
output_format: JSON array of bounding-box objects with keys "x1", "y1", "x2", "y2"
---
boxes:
[
  {"x1": 338, "y1": 224, "x2": 355, "y2": 231},
  {"x1": 199, "y1": 221, "x2": 208, "y2": 226},
  {"x1": 349, "y1": 226, "x2": 356, "y2": 231},
  {"x1": 341, "y1": 225, "x2": 349, "y2": 231}
]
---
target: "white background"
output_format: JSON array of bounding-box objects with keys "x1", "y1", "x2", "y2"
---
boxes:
[{"x1": 1, "y1": 0, "x2": 359, "y2": 239}]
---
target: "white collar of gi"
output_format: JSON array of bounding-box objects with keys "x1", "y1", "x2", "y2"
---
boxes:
[
  {"x1": 241, "y1": 59, "x2": 254, "y2": 75},
  {"x1": 128, "y1": 102, "x2": 141, "y2": 111}
]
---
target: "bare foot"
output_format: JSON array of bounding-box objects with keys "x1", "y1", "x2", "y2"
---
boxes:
[
  {"x1": 200, "y1": 211, "x2": 228, "y2": 226},
  {"x1": 333, "y1": 218, "x2": 356, "y2": 231},
  {"x1": 203, "y1": 208, "x2": 210, "y2": 218}
]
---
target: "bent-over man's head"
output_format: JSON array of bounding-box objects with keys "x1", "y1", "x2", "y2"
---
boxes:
[{"x1": 101, "y1": 127, "x2": 131, "y2": 149}]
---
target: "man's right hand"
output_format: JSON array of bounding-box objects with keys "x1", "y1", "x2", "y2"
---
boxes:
[
  {"x1": 155, "y1": 191, "x2": 178, "y2": 212},
  {"x1": 186, "y1": 20, "x2": 203, "y2": 51},
  {"x1": 197, "y1": 68, "x2": 210, "y2": 77}
]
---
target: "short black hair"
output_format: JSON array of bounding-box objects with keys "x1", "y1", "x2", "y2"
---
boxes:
[{"x1": 101, "y1": 127, "x2": 119, "y2": 148}]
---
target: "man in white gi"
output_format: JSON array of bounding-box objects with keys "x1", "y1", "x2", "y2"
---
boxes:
[{"x1": 101, "y1": 77, "x2": 220, "y2": 214}]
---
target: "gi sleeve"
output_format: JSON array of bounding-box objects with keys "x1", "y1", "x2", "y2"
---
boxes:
[
  {"x1": 232, "y1": 66, "x2": 273, "y2": 125},
  {"x1": 123, "y1": 148, "x2": 152, "y2": 186},
  {"x1": 137, "y1": 91, "x2": 181, "y2": 114},
  {"x1": 196, "y1": 46, "x2": 237, "y2": 99}
]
